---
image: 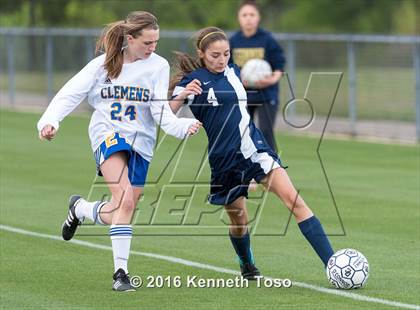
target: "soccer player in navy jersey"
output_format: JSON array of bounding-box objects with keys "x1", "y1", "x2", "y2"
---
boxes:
[
  {"x1": 230, "y1": 0, "x2": 285, "y2": 153},
  {"x1": 169, "y1": 27, "x2": 334, "y2": 280}
]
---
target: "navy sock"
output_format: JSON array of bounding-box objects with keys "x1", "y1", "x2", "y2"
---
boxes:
[
  {"x1": 229, "y1": 230, "x2": 255, "y2": 266},
  {"x1": 298, "y1": 216, "x2": 334, "y2": 266}
]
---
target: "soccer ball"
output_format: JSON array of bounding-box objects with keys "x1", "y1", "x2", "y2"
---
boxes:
[
  {"x1": 326, "y1": 249, "x2": 369, "y2": 289},
  {"x1": 241, "y1": 59, "x2": 272, "y2": 85}
]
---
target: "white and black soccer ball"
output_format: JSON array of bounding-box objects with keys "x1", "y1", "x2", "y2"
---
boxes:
[
  {"x1": 326, "y1": 249, "x2": 369, "y2": 289},
  {"x1": 241, "y1": 59, "x2": 272, "y2": 85}
]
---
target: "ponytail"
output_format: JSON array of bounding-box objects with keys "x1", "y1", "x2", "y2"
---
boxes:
[
  {"x1": 95, "y1": 11, "x2": 159, "y2": 79},
  {"x1": 169, "y1": 51, "x2": 202, "y2": 94},
  {"x1": 96, "y1": 20, "x2": 125, "y2": 79}
]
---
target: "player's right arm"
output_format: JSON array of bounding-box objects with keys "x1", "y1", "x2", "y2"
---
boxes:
[
  {"x1": 149, "y1": 63, "x2": 202, "y2": 138},
  {"x1": 169, "y1": 78, "x2": 202, "y2": 113},
  {"x1": 39, "y1": 124, "x2": 57, "y2": 141},
  {"x1": 37, "y1": 55, "x2": 103, "y2": 141}
]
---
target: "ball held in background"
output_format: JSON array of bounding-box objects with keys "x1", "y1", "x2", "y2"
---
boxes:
[{"x1": 240, "y1": 59, "x2": 272, "y2": 85}]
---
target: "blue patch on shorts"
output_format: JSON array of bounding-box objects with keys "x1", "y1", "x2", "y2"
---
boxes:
[{"x1": 94, "y1": 133, "x2": 149, "y2": 187}]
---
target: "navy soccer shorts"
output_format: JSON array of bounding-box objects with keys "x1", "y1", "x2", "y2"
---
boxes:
[{"x1": 208, "y1": 150, "x2": 286, "y2": 205}]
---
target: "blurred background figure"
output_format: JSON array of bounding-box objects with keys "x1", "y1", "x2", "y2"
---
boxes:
[
  {"x1": 229, "y1": 0, "x2": 285, "y2": 152},
  {"x1": 0, "y1": 0, "x2": 418, "y2": 143}
]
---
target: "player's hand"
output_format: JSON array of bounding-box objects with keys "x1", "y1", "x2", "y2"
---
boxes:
[
  {"x1": 39, "y1": 125, "x2": 57, "y2": 141},
  {"x1": 254, "y1": 74, "x2": 278, "y2": 89},
  {"x1": 254, "y1": 71, "x2": 283, "y2": 89},
  {"x1": 242, "y1": 79, "x2": 252, "y2": 88},
  {"x1": 182, "y1": 79, "x2": 202, "y2": 97},
  {"x1": 187, "y1": 120, "x2": 202, "y2": 136}
]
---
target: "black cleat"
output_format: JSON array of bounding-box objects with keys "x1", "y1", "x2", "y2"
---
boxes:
[
  {"x1": 112, "y1": 268, "x2": 136, "y2": 292},
  {"x1": 240, "y1": 262, "x2": 261, "y2": 280},
  {"x1": 61, "y1": 195, "x2": 83, "y2": 241}
]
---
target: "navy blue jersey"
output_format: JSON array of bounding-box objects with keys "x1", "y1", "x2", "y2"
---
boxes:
[
  {"x1": 172, "y1": 64, "x2": 274, "y2": 175},
  {"x1": 229, "y1": 28, "x2": 285, "y2": 105}
]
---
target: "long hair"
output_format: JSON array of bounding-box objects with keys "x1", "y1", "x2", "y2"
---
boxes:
[
  {"x1": 96, "y1": 11, "x2": 159, "y2": 79},
  {"x1": 169, "y1": 27, "x2": 228, "y2": 93},
  {"x1": 238, "y1": 0, "x2": 260, "y2": 12}
]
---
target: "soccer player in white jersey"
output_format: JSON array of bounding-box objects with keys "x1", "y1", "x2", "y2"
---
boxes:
[
  {"x1": 37, "y1": 11, "x2": 201, "y2": 292},
  {"x1": 169, "y1": 27, "x2": 334, "y2": 279}
]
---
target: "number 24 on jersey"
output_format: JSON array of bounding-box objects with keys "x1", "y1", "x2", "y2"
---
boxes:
[{"x1": 110, "y1": 102, "x2": 136, "y2": 121}]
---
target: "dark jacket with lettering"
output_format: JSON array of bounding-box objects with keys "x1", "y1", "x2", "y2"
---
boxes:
[{"x1": 229, "y1": 28, "x2": 285, "y2": 105}]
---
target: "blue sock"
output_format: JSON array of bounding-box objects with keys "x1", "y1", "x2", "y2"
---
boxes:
[
  {"x1": 229, "y1": 230, "x2": 255, "y2": 266},
  {"x1": 298, "y1": 216, "x2": 334, "y2": 266}
]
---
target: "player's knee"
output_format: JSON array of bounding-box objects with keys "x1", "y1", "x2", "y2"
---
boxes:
[
  {"x1": 287, "y1": 197, "x2": 312, "y2": 220},
  {"x1": 227, "y1": 208, "x2": 247, "y2": 223},
  {"x1": 284, "y1": 192, "x2": 298, "y2": 209},
  {"x1": 119, "y1": 197, "x2": 135, "y2": 213},
  {"x1": 230, "y1": 216, "x2": 248, "y2": 236},
  {"x1": 118, "y1": 188, "x2": 135, "y2": 212},
  {"x1": 230, "y1": 225, "x2": 248, "y2": 237}
]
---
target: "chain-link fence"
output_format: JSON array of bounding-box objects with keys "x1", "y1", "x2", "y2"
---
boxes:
[{"x1": 1, "y1": 28, "x2": 419, "y2": 142}]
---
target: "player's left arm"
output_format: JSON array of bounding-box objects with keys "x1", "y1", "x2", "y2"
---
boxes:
[{"x1": 150, "y1": 64, "x2": 201, "y2": 138}]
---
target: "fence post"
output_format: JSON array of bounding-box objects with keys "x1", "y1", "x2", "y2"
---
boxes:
[
  {"x1": 46, "y1": 34, "x2": 53, "y2": 103},
  {"x1": 180, "y1": 36, "x2": 188, "y2": 53},
  {"x1": 347, "y1": 41, "x2": 357, "y2": 136},
  {"x1": 286, "y1": 40, "x2": 296, "y2": 115},
  {"x1": 7, "y1": 33, "x2": 15, "y2": 105},
  {"x1": 85, "y1": 35, "x2": 94, "y2": 63},
  {"x1": 415, "y1": 42, "x2": 420, "y2": 143}
]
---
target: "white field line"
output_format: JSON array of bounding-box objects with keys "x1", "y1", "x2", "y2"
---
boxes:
[{"x1": 0, "y1": 224, "x2": 419, "y2": 310}]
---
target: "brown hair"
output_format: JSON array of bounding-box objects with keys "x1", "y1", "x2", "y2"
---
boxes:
[
  {"x1": 96, "y1": 11, "x2": 159, "y2": 79},
  {"x1": 238, "y1": 0, "x2": 260, "y2": 12},
  {"x1": 169, "y1": 27, "x2": 228, "y2": 93}
]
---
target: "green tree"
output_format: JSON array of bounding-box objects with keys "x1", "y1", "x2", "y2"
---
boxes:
[{"x1": 0, "y1": 0, "x2": 417, "y2": 35}]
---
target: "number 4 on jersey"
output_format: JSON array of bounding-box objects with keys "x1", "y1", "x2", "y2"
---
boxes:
[{"x1": 207, "y1": 88, "x2": 219, "y2": 106}]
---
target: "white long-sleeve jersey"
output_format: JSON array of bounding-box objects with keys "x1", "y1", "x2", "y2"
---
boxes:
[{"x1": 37, "y1": 53, "x2": 196, "y2": 162}]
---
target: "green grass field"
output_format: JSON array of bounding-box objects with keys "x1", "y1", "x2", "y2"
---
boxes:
[
  {"x1": 0, "y1": 66, "x2": 415, "y2": 121},
  {"x1": 1, "y1": 109, "x2": 419, "y2": 309}
]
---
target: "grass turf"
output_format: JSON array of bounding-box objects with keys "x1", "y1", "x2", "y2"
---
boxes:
[{"x1": 0, "y1": 109, "x2": 419, "y2": 309}]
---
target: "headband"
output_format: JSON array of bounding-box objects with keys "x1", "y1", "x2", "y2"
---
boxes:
[{"x1": 198, "y1": 31, "x2": 227, "y2": 49}]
